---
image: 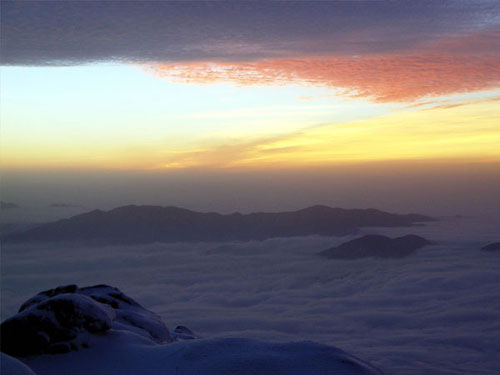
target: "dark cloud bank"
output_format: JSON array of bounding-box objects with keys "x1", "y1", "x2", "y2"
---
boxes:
[{"x1": 2, "y1": 1, "x2": 498, "y2": 65}]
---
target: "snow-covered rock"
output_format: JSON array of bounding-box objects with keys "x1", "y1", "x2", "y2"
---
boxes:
[
  {"x1": 77, "y1": 284, "x2": 171, "y2": 343},
  {"x1": 0, "y1": 284, "x2": 171, "y2": 357},
  {"x1": 1, "y1": 294, "x2": 113, "y2": 356}
]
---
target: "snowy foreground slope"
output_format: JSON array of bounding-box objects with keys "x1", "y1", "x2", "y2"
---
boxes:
[
  {"x1": 3, "y1": 336, "x2": 383, "y2": 375},
  {"x1": 1, "y1": 285, "x2": 382, "y2": 375}
]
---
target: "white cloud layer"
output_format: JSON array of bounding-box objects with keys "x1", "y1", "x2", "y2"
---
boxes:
[{"x1": 2, "y1": 215, "x2": 499, "y2": 375}]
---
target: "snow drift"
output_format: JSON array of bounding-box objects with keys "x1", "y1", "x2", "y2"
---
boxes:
[{"x1": 1, "y1": 284, "x2": 383, "y2": 375}]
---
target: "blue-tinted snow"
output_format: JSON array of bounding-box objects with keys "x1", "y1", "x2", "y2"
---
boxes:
[{"x1": 21, "y1": 334, "x2": 383, "y2": 375}]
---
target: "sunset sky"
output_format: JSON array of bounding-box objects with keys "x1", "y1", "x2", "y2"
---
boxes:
[{"x1": 1, "y1": 1, "x2": 499, "y2": 215}]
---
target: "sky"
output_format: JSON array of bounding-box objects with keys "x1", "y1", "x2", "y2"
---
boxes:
[{"x1": 1, "y1": 1, "x2": 499, "y2": 217}]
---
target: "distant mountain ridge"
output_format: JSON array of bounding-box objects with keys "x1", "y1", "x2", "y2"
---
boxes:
[{"x1": 2, "y1": 205, "x2": 433, "y2": 245}]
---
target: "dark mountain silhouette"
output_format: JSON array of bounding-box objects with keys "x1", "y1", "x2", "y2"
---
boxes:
[
  {"x1": 481, "y1": 242, "x2": 500, "y2": 251},
  {"x1": 319, "y1": 234, "x2": 431, "y2": 259},
  {"x1": 2, "y1": 205, "x2": 433, "y2": 245}
]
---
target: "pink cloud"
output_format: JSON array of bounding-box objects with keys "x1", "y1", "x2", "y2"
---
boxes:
[
  {"x1": 149, "y1": 52, "x2": 500, "y2": 102},
  {"x1": 148, "y1": 30, "x2": 500, "y2": 103}
]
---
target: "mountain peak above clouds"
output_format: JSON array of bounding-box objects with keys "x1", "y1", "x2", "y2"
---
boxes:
[
  {"x1": 2, "y1": 205, "x2": 434, "y2": 245},
  {"x1": 319, "y1": 234, "x2": 431, "y2": 259}
]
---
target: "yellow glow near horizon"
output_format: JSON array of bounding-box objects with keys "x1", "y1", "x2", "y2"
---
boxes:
[
  {"x1": 232, "y1": 98, "x2": 500, "y2": 168},
  {"x1": 2, "y1": 97, "x2": 499, "y2": 171},
  {"x1": 141, "y1": 98, "x2": 500, "y2": 170}
]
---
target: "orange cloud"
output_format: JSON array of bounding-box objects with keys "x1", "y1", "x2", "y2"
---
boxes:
[{"x1": 149, "y1": 53, "x2": 500, "y2": 102}]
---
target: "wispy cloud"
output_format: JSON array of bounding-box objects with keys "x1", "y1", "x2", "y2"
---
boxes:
[{"x1": 149, "y1": 137, "x2": 283, "y2": 170}]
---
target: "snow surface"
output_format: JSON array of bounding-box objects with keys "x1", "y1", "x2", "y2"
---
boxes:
[
  {"x1": 19, "y1": 332, "x2": 382, "y2": 375},
  {"x1": 2, "y1": 215, "x2": 500, "y2": 374},
  {"x1": 1, "y1": 353, "x2": 37, "y2": 375}
]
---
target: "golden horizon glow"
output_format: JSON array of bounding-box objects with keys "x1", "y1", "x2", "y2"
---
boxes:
[
  {"x1": 150, "y1": 98, "x2": 500, "y2": 169},
  {"x1": 2, "y1": 96, "x2": 499, "y2": 171}
]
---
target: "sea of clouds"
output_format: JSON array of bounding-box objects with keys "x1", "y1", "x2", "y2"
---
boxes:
[{"x1": 2, "y1": 215, "x2": 499, "y2": 375}]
